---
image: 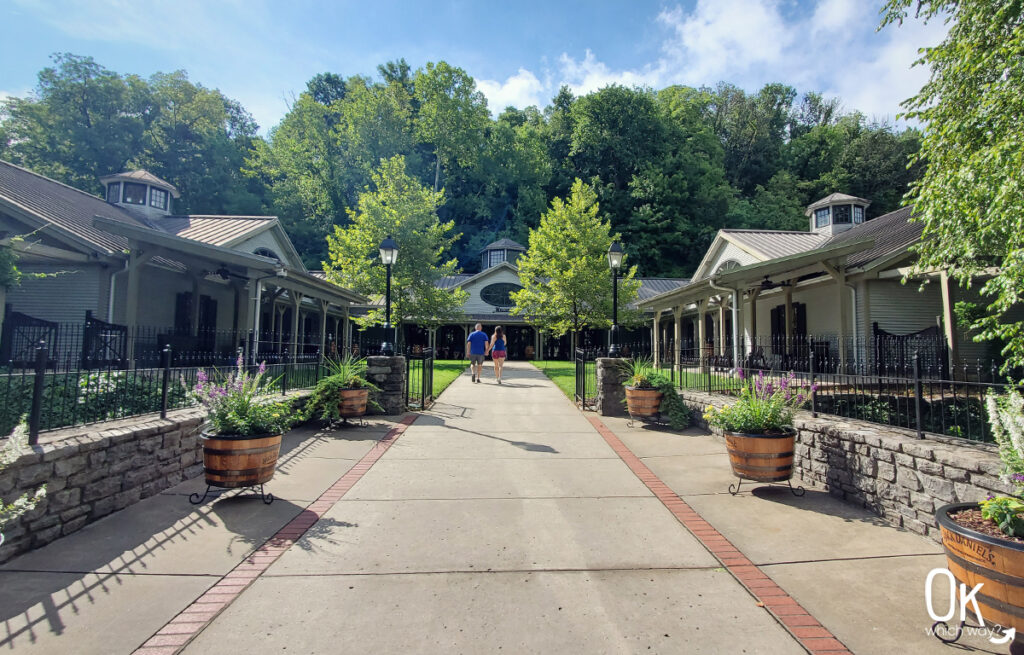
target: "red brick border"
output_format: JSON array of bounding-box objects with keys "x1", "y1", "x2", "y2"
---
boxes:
[
  {"x1": 587, "y1": 416, "x2": 852, "y2": 655},
  {"x1": 132, "y1": 415, "x2": 419, "y2": 655}
]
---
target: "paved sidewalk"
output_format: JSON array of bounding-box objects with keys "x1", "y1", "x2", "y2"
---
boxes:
[
  {"x1": 0, "y1": 419, "x2": 402, "y2": 654},
  {"x1": 0, "y1": 360, "x2": 968, "y2": 654},
  {"x1": 181, "y1": 362, "x2": 803, "y2": 654}
]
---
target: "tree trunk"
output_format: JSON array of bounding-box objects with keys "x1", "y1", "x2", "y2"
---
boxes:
[{"x1": 434, "y1": 153, "x2": 441, "y2": 192}]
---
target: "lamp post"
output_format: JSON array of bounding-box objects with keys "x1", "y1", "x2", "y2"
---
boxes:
[
  {"x1": 607, "y1": 241, "x2": 623, "y2": 357},
  {"x1": 379, "y1": 236, "x2": 398, "y2": 356}
]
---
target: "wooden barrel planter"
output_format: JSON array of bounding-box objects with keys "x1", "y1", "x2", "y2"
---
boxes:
[
  {"x1": 724, "y1": 428, "x2": 796, "y2": 483},
  {"x1": 936, "y1": 502, "x2": 1024, "y2": 636},
  {"x1": 625, "y1": 386, "x2": 663, "y2": 418},
  {"x1": 200, "y1": 432, "x2": 282, "y2": 489},
  {"x1": 338, "y1": 388, "x2": 369, "y2": 417}
]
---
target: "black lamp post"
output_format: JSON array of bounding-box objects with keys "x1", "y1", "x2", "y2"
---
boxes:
[
  {"x1": 379, "y1": 236, "x2": 398, "y2": 356},
  {"x1": 607, "y1": 241, "x2": 623, "y2": 357}
]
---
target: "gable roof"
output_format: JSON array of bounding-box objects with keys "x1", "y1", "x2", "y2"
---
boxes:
[
  {"x1": 99, "y1": 170, "x2": 181, "y2": 197},
  {"x1": 720, "y1": 229, "x2": 827, "y2": 261},
  {"x1": 0, "y1": 159, "x2": 150, "y2": 255},
  {"x1": 450, "y1": 260, "x2": 520, "y2": 288},
  {"x1": 160, "y1": 216, "x2": 276, "y2": 248}
]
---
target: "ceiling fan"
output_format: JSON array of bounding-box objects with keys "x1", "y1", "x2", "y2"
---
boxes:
[{"x1": 759, "y1": 276, "x2": 792, "y2": 291}]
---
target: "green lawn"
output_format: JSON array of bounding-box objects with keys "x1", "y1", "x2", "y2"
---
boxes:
[
  {"x1": 534, "y1": 360, "x2": 583, "y2": 400},
  {"x1": 432, "y1": 359, "x2": 468, "y2": 398}
]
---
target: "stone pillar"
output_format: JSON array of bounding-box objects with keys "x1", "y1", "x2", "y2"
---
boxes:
[
  {"x1": 365, "y1": 355, "x2": 407, "y2": 415},
  {"x1": 596, "y1": 358, "x2": 627, "y2": 417}
]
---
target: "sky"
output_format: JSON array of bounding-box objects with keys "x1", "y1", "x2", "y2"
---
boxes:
[{"x1": 0, "y1": 0, "x2": 948, "y2": 133}]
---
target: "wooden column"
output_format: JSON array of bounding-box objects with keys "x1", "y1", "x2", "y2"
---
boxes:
[
  {"x1": 718, "y1": 303, "x2": 727, "y2": 356},
  {"x1": 652, "y1": 311, "x2": 661, "y2": 368},
  {"x1": 697, "y1": 300, "x2": 707, "y2": 371},
  {"x1": 290, "y1": 292, "x2": 302, "y2": 363},
  {"x1": 940, "y1": 272, "x2": 960, "y2": 368},
  {"x1": 319, "y1": 300, "x2": 329, "y2": 357},
  {"x1": 124, "y1": 250, "x2": 154, "y2": 363},
  {"x1": 748, "y1": 288, "x2": 760, "y2": 355},
  {"x1": 673, "y1": 307, "x2": 683, "y2": 368}
]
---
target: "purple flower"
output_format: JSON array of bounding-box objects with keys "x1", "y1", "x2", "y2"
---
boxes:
[
  {"x1": 258, "y1": 361, "x2": 267, "y2": 375},
  {"x1": 1012, "y1": 473, "x2": 1024, "y2": 483},
  {"x1": 737, "y1": 368, "x2": 745, "y2": 380},
  {"x1": 197, "y1": 370, "x2": 208, "y2": 383}
]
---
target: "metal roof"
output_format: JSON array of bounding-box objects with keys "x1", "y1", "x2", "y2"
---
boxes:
[
  {"x1": 481, "y1": 238, "x2": 526, "y2": 252},
  {"x1": 0, "y1": 159, "x2": 151, "y2": 254},
  {"x1": 636, "y1": 278, "x2": 689, "y2": 300},
  {"x1": 805, "y1": 192, "x2": 871, "y2": 214},
  {"x1": 99, "y1": 170, "x2": 181, "y2": 197},
  {"x1": 825, "y1": 205, "x2": 920, "y2": 270},
  {"x1": 437, "y1": 274, "x2": 474, "y2": 289},
  {"x1": 160, "y1": 215, "x2": 276, "y2": 247},
  {"x1": 721, "y1": 230, "x2": 827, "y2": 260}
]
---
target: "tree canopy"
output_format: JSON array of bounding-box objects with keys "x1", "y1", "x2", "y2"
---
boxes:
[
  {"x1": 323, "y1": 155, "x2": 467, "y2": 329},
  {"x1": 512, "y1": 179, "x2": 640, "y2": 338},
  {"x1": 883, "y1": 0, "x2": 1024, "y2": 371},
  {"x1": 1, "y1": 53, "x2": 925, "y2": 278}
]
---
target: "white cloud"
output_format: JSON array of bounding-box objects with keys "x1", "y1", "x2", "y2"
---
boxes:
[
  {"x1": 477, "y1": 68, "x2": 545, "y2": 112},
  {"x1": 513, "y1": 0, "x2": 947, "y2": 123}
]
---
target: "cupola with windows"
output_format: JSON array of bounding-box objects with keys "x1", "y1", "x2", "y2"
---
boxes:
[
  {"x1": 805, "y1": 193, "x2": 870, "y2": 237},
  {"x1": 100, "y1": 170, "x2": 180, "y2": 220},
  {"x1": 479, "y1": 238, "x2": 526, "y2": 270}
]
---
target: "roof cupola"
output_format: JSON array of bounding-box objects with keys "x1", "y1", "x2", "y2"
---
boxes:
[
  {"x1": 805, "y1": 193, "x2": 870, "y2": 237},
  {"x1": 480, "y1": 238, "x2": 526, "y2": 270},
  {"x1": 100, "y1": 170, "x2": 180, "y2": 220}
]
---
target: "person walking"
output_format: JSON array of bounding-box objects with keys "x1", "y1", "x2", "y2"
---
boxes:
[
  {"x1": 466, "y1": 323, "x2": 488, "y2": 383},
  {"x1": 489, "y1": 326, "x2": 507, "y2": 384}
]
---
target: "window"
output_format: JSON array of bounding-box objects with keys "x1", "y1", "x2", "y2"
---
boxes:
[
  {"x1": 488, "y1": 249, "x2": 505, "y2": 268},
  {"x1": 853, "y1": 205, "x2": 865, "y2": 224},
  {"x1": 150, "y1": 187, "x2": 168, "y2": 210},
  {"x1": 480, "y1": 282, "x2": 523, "y2": 307},
  {"x1": 814, "y1": 208, "x2": 830, "y2": 228},
  {"x1": 253, "y1": 247, "x2": 280, "y2": 260},
  {"x1": 834, "y1": 204, "x2": 851, "y2": 224},
  {"x1": 106, "y1": 182, "x2": 121, "y2": 203},
  {"x1": 123, "y1": 182, "x2": 147, "y2": 205},
  {"x1": 715, "y1": 259, "x2": 741, "y2": 275}
]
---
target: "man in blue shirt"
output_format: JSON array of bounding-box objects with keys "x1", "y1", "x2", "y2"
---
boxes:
[{"x1": 466, "y1": 323, "x2": 489, "y2": 383}]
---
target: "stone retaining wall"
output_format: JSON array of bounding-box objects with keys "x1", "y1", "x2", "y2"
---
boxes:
[
  {"x1": 0, "y1": 391, "x2": 317, "y2": 564},
  {"x1": 366, "y1": 356, "x2": 406, "y2": 415},
  {"x1": 679, "y1": 388, "x2": 1008, "y2": 542},
  {"x1": 594, "y1": 359, "x2": 1008, "y2": 542},
  {"x1": 0, "y1": 409, "x2": 207, "y2": 563}
]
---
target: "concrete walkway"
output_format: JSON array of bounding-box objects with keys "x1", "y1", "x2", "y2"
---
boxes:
[
  {"x1": 178, "y1": 361, "x2": 804, "y2": 653},
  {"x1": 0, "y1": 360, "x2": 978, "y2": 653}
]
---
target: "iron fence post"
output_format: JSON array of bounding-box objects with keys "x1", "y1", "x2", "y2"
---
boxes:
[
  {"x1": 913, "y1": 351, "x2": 924, "y2": 438},
  {"x1": 810, "y1": 351, "x2": 817, "y2": 418},
  {"x1": 282, "y1": 348, "x2": 289, "y2": 396},
  {"x1": 160, "y1": 345, "x2": 172, "y2": 419},
  {"x1": 28, "y1": 340, "x2": 46, "y2": 445}
]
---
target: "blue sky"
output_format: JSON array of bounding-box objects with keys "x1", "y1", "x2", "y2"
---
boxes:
[{"x1": 0, "y1": 0, "x2": 947, "y2": 133}]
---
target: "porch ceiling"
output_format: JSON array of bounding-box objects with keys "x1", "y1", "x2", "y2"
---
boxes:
[
  {"x1": 92, "y1": 215, "x2": 368, "y2": 306},
  {"x1": 640, "y1": 238, "x2": 874, "y2": 311}
]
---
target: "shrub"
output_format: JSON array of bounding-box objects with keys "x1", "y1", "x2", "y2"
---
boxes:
[{"x1": 704, "y1": 370, "x2": 815, "y2": 434}]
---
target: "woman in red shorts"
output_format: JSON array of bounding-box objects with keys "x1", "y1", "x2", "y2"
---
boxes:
[{"x1": 488, "y1": 326, "x2": 507, "y2": 384}]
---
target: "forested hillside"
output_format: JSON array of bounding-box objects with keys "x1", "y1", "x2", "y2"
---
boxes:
[{"x1": 0, "y1": 54, "x2": 923, "y2": 277}]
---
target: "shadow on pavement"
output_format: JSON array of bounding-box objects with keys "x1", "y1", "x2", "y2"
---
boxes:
[{"x1": 750, "y1": 486, "x2": 895, "y2": 528}]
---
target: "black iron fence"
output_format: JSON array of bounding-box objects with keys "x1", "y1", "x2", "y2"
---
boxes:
[
  {"x1": 1, "y1": 322, "x2": 437, "y2": 441},
  {"x1": 406, "y1": 348, "x2": 434, "y2": 411},
  {"x1": 5, "y1": 342, "x2": 325, "y2": 444},
  {"x1": 666, "y1": 335, "x2": 1016, "y2": 443},
  {"x1": 574, "y1": 348, "x2": 599, "y2": 410}
]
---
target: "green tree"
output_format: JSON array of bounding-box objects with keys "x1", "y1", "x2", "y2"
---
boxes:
[
  {"x1": 413, "y1": 61, "x2": 490, "y2": 191},
  {"x1": 324, "y1": 155, "x2": 467, "y2": 329},
  {"x1": 512, "y1": 179, "x2": 640, "y2": 339},
  {"x1": 883, "y1": 1, "x2": 1024, "y2": 370}
]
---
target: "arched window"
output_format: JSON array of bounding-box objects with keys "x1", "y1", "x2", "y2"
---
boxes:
[
  {"x1": 715, "y1": 259, "x2": 741, "y2": 275},
  {"x1": 254, "y1": 247, "x2": 280, "y2": 261}
]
